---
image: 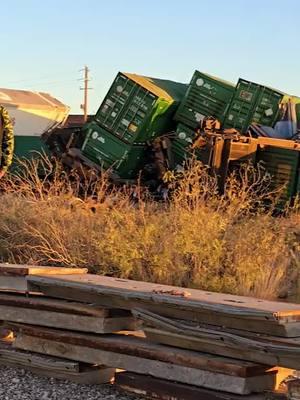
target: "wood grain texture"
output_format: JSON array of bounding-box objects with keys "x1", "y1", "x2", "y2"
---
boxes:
[
  {"x1": 0, "y1": 293, "x2": 108, "y2": 316},
  {"x1": 27, "y1": 274, "x2": 300, "y2": 318},
  {"x1": 0, "y1": 264, "x2": 87, "y2": 276},
  {"x1": 27, "y1": 274, "x2": 300, "y2": 336},
  {"x1": 8, "y1": 323, "x2": 270, "y2": 377},
  {"x1": 0, "y1": 293, "x2": 131, "y2": 318},
  {"x1": 8, "y1": 364, "x2": 115, "y2": 384},
  {"x1": 115, "y1": 372, "x2": 267, "y2": 400},
  {"x1": 14, "y1": 334, "x2": 277, "y2": 395},
  {"x1": 0, "y1": 305, "x2": 136, "y2": 333},
  {"x1": 143, "y1": 328, "x2": 300, "y2": 370},
  {"x1": 0, "y1": 341, "x2": 80, "y2": 372},
  {"x1": 0, "y1": 277, "x2": 28, "y2": 292},
  {"x1": 0, "y1": 341, "x2": 115, "y2": 384}
]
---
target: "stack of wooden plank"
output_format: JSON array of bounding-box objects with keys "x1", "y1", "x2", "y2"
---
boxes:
[
  {"x1": 0, "y1": 340, "x2": 115, "y2": 384},
  {"x1": 0, "y1": 265, "x2": 133, "y2": 383},
  {"x1": 0, "y1": 263, "x2": 87, "y2": 292},
  {"x1": 2, "y1": 266, "x2": 300, "y2": 399}
]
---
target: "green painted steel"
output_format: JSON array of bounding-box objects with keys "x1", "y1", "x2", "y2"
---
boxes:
[
  {"x1": 81, "y1": 122, "x2": 146, "y2": 179},
  {"x1": 117, "y1": 145, "x2": 146, "y2": 178},
  {"x1": 171, "y1": 124, "x2": 196, "y2": 166},
  {"x1": 171, "y1": 123, "x2": 212, "y2": 168},
  {"x1": 174, "y1": 71, "x2": 235, "y2": 129},
  {"x1": 223, "y1": 79, "x2": 284, "y2": 133},
  {"x1": 256, "y1": 145, "x2": 300, "y2": 204},
  {"x1": 13, "y1": 136, "x2": 49, "y2": 161},
  {"x1": 94, "y1": 72, "x2": 187, "y2": 144}
]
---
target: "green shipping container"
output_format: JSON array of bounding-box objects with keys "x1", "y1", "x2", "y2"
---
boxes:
[
  {"x1": 171, "y1": 124, "x2": 196, "y2": 166},
  {"x1": 223, "y1": 79, "x2": 284, "y2": 133},
  {"x1": 256, "y1": 145, "x2": 300, "y2": 204},
  {"x1": 171, "y1": 123, "x2": 212, "y2": 168},
  {"x1": 94, "y1": 72, "x2": 187, "y2": 144},
  {"x1": 81, "y1": 122, "x2": 146, "y2": 179},
  {"x1": 174, "y1": 71, "x2": 235, "y2": 129}
]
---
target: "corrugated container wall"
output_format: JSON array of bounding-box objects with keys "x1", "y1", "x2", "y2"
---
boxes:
[
  {"x1": 80, "y1": 122, "x2": 146, "y2": 179},
  {"x1": 223, "y1": 79, "x2": 284, "y2": 133},
  {"x1": 171, "y1": 124, "x2": 197, "y2": 166},
  {"x1": 171, "y1": 123, "x2": 214, "y2": 168},
  {"x1": 174, "y1": 71, "x2": 235, "y2": 129},
  {"x1": 256, "y1": 145, "x2": 300, "y2": 204},
  {"x1": 94, "y1": 72, "x2": 187, "y2": 144}
]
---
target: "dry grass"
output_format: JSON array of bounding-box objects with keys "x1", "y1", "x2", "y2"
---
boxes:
[{"x1": 0, "y1": 156, "x2": 299, "y2": 300}]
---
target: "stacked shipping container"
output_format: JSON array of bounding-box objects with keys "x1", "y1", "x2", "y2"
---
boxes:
[
  {"x1": 80, "y1": 72, "x2": 187, "y2": 178},
  {"x1": 75, "y1": 69, "x2": 300, "y2": 203}
]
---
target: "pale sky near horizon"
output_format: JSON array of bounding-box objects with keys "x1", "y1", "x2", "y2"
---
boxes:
[{"x1": 1, "y1": 0, "x2": 300, "y2": 114}]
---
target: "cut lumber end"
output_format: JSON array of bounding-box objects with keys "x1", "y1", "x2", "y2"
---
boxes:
[{"x1": 0, "y1": 264, "x2": 88, "y2": 277}]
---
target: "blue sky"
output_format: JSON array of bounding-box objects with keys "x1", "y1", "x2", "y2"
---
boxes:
[{"x1": 1, "y1": 0, "x2": 300, "y2": 114}]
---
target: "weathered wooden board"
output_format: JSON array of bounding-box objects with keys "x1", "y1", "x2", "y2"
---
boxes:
[
  {"x1": 0, "y1": 341, "x2": 80, "y2": 372},
  {"x1": 115, "y1": 372, "x2": 268, "y2": 400},
  {"x1": 0, "y1": 264, "x2": 87, "y2": 292},
  {"x1": 0, "y1": 293, "x2": 114, "y2": 317},
  {"x1": 8, "y1": 323, "x2": 272, "y2": 377},
  {"x1": 0, "y1": 264, "x2": 87, "y2": 276},
  {"x1": 27, "y1": 274, "x2": 300, "y2": 336},
  {"x1": 14, "y1": 334, "x2": 276, "y2": 394},
  {"x1": 0, "y1": 305, "x2": 136, "y2": 333},
  {"x1": 0, "y1": 341, "x2": 114, "y2": 384},
  {"x1": 11, "y1": 364, "x2": 115, "y2": 384},
  {"x1": 0, "y1": 276, "x2": 30, "y2": 292},
  {"x1": 0, "y1": 293, "x2": 133, "y2": 318},
  {"x1": 0, "y1": 293, "x2": 135, "y2": 333},
  {"x1": 143, "y1": 328, "x2": 300, "y2": 370},
  {"x1": 136, "y1": 314, "x2": 300, "y2": 346}
]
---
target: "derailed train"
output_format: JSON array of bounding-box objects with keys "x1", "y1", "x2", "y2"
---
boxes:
[
  {"x1": 47, "y1": 71, "x2": 300, "y2": 205},
  {"x1": 2, "y1": 71, "x2": 300, "y2": 205}
]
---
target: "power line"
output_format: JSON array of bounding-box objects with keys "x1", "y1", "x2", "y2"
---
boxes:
[
  {"x1": 22, "y1": 79, "x2": 78, "y2": 89},
  {"x1": 4, "y1": 71, "x2": 78, "y2": 85}
]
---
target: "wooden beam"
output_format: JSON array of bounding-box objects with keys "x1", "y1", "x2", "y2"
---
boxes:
[
  {"x1": 0, "y1": 341, "x2": 114, "y2": 384},
  {"x1": 12, "y1": 364, "x2": 115, "y2": 384},
  {"x1": 8, "y1": 323, "x2": 272, "y2": 377},
  {"x1": 0, "y1": 293, "x2": 119, "y2": 317},
  {"x1": 0, "y1": 264, "x2": 87, "y2": 292},
  {"x1": 115, "y1": 372, "x2": 267, "y2": 400},
  {"x1": 0, "y1": 305, "x2": 136, "y2": 333},
  {"x1": 14, "y1": 334, "x2": 276, "y2": 395},
  {"x1": 0, "y1": 341, "x2": 80, "y2": 372},
  {"x1": 143, "y1": 328, "x2": 300, "y2": 370},
  {"x1": 0, "y1": 276, "x2": 29, "y2": 292},
  {"x1": 0, "y1": 264, "x2": 87, "y2": 276},
  {"x1": 27, "y1": 274, "x2": 300, "y2": 336}
]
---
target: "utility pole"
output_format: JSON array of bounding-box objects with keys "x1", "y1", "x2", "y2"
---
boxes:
[{"x1": 80, "y1": 66, "x2": 92, "y2": 122}]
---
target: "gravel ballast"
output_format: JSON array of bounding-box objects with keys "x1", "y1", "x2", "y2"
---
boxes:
[{"x1": 0, "y1": 366, "x2": 140, "y2": 400}]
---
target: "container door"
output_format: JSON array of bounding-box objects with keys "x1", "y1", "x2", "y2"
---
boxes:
[
  {"x1": 223, "y1": 79, "x2": 261, "y2": 132},
  {"x1": 224, "y1": 79, "x2": 284, "y2": 133},
  {"x1": 251, "y1": 87, "x2": 283, "y2": 127},
  {"x1": 175, "y1": 71, "x2": 235, "y2": 129},
  {"x1": 95, "y1": 73, "x2": 157, "y2": 144},
  {"x1": 113, "y1": 85, "x2": 157, "y2": 143},
  {"x1": 172, "y1": 124, "x2": 197, "y2": 165}
]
